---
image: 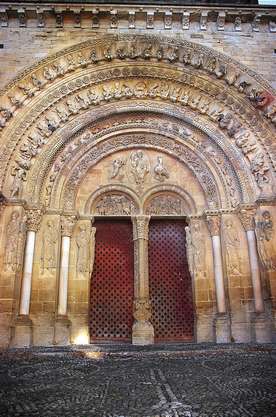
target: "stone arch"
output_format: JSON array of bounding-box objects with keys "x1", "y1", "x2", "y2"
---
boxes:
[{"x1": 0, "y1": 34, "x2": 274, "y2": 209}]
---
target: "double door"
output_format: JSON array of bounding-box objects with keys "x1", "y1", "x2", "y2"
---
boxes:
[{"x1": 90, "y1": 219, "x2": 194, "y2": 343}]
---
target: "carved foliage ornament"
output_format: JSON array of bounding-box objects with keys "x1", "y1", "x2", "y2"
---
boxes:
[
  {"x1": 238, "y1": 207, "x2": 256, "y2": 231},
  {"x1": 206, "y1": 214, "x2": 221, "y2": 236},
  {"x1": 133, "y1": 297, "x2": 152, "y2": 322},
  {"x1": 61, "y1": 215, "x2": 76, "y2": 237},
  {"x1": 26, "y1": 208, "x2": 43, "y2": 232}
]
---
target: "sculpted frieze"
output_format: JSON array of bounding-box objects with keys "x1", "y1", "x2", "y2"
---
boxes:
[
  {"x1": 145, "y1": 194, "x2": 183, "y2": 216},
  {"x1": 7, "y1": 77, "x2": 271, "y2": 198},
  {"x1": 93, "y1": 193, "x2": 137, "y2": 216},
  {"x1": 62, "y1": 133, "x2": 218, "y2": 211}
]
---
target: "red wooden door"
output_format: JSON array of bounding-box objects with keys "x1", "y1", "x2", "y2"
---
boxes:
[
  {"x1": 149, "y1": 220, "x2": 194, "y2": 342},
  {"x1": 90, "y1": 220, "x2": 134, "y2": 342}
]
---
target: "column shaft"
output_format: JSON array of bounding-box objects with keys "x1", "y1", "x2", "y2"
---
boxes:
[
  {"x1": 246, "y1": 230, "x2": 264, "y2": 313},
  {"x1": 19, "y1": 230, "x2": 36, "y2": 315},
  {"x1": 212, "y1": 234, "x2": 227, "y2": 314},
  {"x1": 58, "y1": 236, "x2": 71, "y2": 316}
]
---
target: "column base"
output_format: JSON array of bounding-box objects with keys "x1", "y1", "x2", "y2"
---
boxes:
[
  {"x1": 132, "y1": 320, "x2": 154, "y2": 345},
  {"x1": 54, "y1": 316, "x2": 71, "y2": 346},
  {"x1": 196, "y1": 314, "x2": 215, "y2": 342},
  {"x1": 253, "y1": 313, "x2": 272, "y2": 343},
  {"x1": 215, "y1": 314, "x2": 231, "y2": 344},
  {"x1": 10, "y1": 315, "x2": 32, "y2": 347}
]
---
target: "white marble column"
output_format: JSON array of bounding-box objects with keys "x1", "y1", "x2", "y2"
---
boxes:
[
  {"x1": 206, "y1": 214, "x2": 227, "y2": 314},
  {"x1": 239, "y1": 206, "x2": 264, "y2": 313},
  {"x1": 55, "y1": 214, "x2": 76, "y2": 346},
  {"x1": 19, "y1": 209, "x2": 42, "y2": 316},
  {"x1": 131, "y1": 215, "x2": 154, "y2": 345},
  {"x1": 13, "y1": 208, "x2": 42, "y2": 347},
  {"x1": 206, "y1": 212, "x2": 230, "y2": 343},
  {"x1": 57, "y1": 215, "x2": 76, "y2": 317}
]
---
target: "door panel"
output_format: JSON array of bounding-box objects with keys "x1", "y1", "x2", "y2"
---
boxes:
[
  {"x1": 149, "y1": 220, "x2": 194, "y2": 342},
  {"x1": 90, "y1": 220, "x2": 134, "y2": 342}
]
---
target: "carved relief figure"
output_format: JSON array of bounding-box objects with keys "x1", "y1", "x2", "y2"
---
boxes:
[
  {"x1": 110, "y1": 158, "x2": 125, "y2": 179},
  {"x1": 146, "y1": 195, "x2": 182, "y2": 215},
  {"x1": 95, "y1": 194, "x2": 135, "y2": 216},
  {"x1": 10, "y1": 164, "x2": 27, "y2": 198},
  {"x1": 129, "y1": 150, "x2": 149, "y2": 185},
  {"x1": 222, "y1": 219, "x2": 242, "y2": 275},
  {"x1": 190, "y1": 222, "x2": 205, "y2": 276},
  {"x1": 76, "y1": 225, "x2": 91, "y2": 274},
  {"x1": 153, "y1": 156, "x2": 169, "y2": 182},
  {"x1": 40, "y1": 220, "x2": 58, "y2": 275},
  {"x1": 4, "y1": 211, "x2": 22, "y2": 272},
  {"x1": 256, "y1": 211, "x2": 276, "y2": 271}
]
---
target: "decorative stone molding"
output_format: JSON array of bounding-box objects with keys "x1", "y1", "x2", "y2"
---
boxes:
[
  {"x1": 25, "y1": 208, "x2": 43, "y2": 232},
  {"x1": 238, "y1": 205, "x2": 257, "y2": 231},
  {"x1": 133, "y1": 298, "x2": 152, "y2": 322},
  {"x1": 132, "y1": 215, "x2": 150, "y2": 241},
  {"x1": 205, "y1": 212, "x2": 221, "y2": 236},
  {"x1": 61, "y1": 214, "x2": 77, "y2": 237}
]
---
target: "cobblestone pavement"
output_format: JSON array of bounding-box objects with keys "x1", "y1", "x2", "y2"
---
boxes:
[{"x1": 0, "y1": 343, "x2": 276, "y2": 417}]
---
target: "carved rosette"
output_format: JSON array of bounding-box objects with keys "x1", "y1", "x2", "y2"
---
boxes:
[
  {"x1": 206, "y1": 214, "x2": 221, "y2": 236},
  {"x1": 25, "y1": 208, "x2": 43, "y2": 232},
  {"x1": 133, "y1": 298, "x2": 152, "y2": 322},
  {"x1": 61, "y1": 215, "x2": 77, "y2": 237},
  {"x1": 238, "y1": 206, "x2": 257, "y2": 231},
  {"x1": 132, "y1": 216, "x2": 150, "y2": 240}
]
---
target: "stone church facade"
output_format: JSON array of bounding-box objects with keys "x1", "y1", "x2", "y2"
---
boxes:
[{"x1": 0, "y1": 0, "x2": 275, "y2": 347}]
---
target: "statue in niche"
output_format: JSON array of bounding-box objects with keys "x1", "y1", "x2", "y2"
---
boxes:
[
  {"x1": 76, "y1": 225, "x2": 94, "y2": 274},
  {"x1": 222, "y1": 219, "x2": 242, "y2": 276},
  {"x1": 95, "y1": 194, "x2": 135, "y2": 216},
  {"x1": 4, "y1": 211, "x2": 23, "y2": 272},
  {"x1": 40, "y1": 220, "x2": 58, "y2": 275},
  {"x1": 153, "y1": 156, "x2": 169, "y2": 182},
  {"x1": 129, "y1": 150, "x2": 149, "y2": 185},
  {"x1": 110, "y1": 158, "x2": 125, "y2": 179},
  {"x1": 256, "y1": 211, "x2": 276, "y2": 271}
]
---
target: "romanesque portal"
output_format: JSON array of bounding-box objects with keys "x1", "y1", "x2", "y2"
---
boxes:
[{"x1": 0, "y1": 34, "x2": 275, "y2": 347}]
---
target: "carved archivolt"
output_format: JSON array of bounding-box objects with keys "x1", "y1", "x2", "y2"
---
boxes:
[
  {"x1": 4, "y1": 75, "x2": 273, "y2": 194},
  {"x1": 34, "y1": 108, "x2": 248, "y2": 211},
  {"x1": 0, "y1": 37, "x2": 274, "y2": 201},
  {"x1": 60, "y1": 133, "x2": 220, "y2": 211}
]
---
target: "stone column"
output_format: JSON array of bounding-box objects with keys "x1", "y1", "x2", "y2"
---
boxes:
[
  {"x1": 13, "y1": 208, "x2": 42, "y2": 347},
  {"x1": 131, "y1": 215, "x2": 154, "y2": 345},
  {"x1": 206, "y1": 212, "x2": 230, "y2": 343},
  {"x1": 239, "y1": 205, "x2": 271, "y2": 342},
  {"x1": 55, "y1": 214, "x2": 76, "y2": 345}
]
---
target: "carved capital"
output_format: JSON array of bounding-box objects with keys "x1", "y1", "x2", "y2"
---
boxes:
[
  {"x1": 132, "y1": 215, "x2": 150, "y2": 240},
  {"x1": 133, "y1": 297, "x2": 152, "y2": 322},
  {"x1": 61, "y1": 215, "x2": 77, "y2": 237},
  {"x1": 25, "y1": 208, "x2": 43, "y2": 232},
  {"x1": 238, "y1": 205, "x2": 257, "y2": 231},
  {"x1": 206, "y1": 214, "x2": 221, "y2": 236}
]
